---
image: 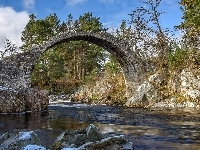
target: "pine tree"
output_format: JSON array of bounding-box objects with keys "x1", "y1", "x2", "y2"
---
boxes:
[{"x1": 177, "y1": 0, "x2": 200, "y2": 49}]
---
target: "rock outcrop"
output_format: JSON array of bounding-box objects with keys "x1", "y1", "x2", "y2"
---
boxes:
[
  {"x1": 0, "y1": 131, "x2": 45, "y2": 150},
  {"x1": 51, "y1": 124, "x2": 133, "y2": 150},
  {"x1": 0, "y1": 87, "x2": 49, "y2": 113},
  {"x1": 125, "y1": 68, "x2": 200, "y2": 108},
  {"x1": 125, "y1": 73, "x2": 163, "y2": 108},
  {"x1": 179, "y1": 69, "x2": 200, "y2": 100},
  {"x1": 0, "y1": 125, "x2": 134, "y2": 150},
  {"x1": 0, "y1": 86, "x2": 25, "y2": 113}
]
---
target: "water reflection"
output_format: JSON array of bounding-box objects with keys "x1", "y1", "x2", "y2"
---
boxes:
[{"x1": 1, "y1": 102, "x2": 200, "y2": 149}]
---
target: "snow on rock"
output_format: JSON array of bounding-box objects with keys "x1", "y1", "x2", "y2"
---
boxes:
[
  {"x1": 0, "y1": 131, "x2": 41, "y2": 150},
  {"x1": 0, "y1": 86, "x2": 17, "y2": 92},
  {"x1": 23, "y1": 144, "x2": 46, "y2": 150},
  {"x1": 19, "y1": 131, "x2": 35, "y2": 140},
  {"x1": 78, "y1": 135, "x2": 133, "y2": 149},
  {"x1": 0, "y1": 125, "x2": 134, "y2": 149},
  {"x1": 61, "y1": 148, "x2": 79, "y2": 150},
  {"x1": 52, "y1": 124, "x2": 134, "y2": 150}
]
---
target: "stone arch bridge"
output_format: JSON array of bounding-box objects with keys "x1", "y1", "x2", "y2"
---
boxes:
[{"x1": 0, "y1": 31, "x2": 147, "y2": 99}]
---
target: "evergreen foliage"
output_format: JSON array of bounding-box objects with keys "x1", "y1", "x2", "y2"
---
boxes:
[
  {"x1": 20, "y1": 12, "x2": 112, "y2": 93},
  {"x1": 177, "y1": 0, "x2": 200, "y2": 49}
]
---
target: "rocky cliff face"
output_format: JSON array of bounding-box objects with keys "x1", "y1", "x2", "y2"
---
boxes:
[
  {"x1": 126, "y1": 69, "x2": 200, "y2": 108},
  {"x1": 179, "y1": 69, "x2": 200, "y2": 100}
]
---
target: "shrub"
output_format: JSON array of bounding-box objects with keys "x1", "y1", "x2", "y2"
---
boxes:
[{"x1": 168, "y1": 46, "x2": 189, "y2": 70}]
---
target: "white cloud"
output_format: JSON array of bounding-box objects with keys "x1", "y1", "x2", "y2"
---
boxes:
[
  {"x1": 66, "y1": 0, "x2": 87, "y2": 6},
  {"x1": 22, "y1": 0, "x2": 35, "y2": 10},
  {"x1": 0, "y1": 6, "x2": 29, "y2": 51}
]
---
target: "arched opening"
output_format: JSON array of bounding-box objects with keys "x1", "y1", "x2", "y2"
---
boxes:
[{"x1": 29, "y1": 32, "x2": 133, "y2": 104}]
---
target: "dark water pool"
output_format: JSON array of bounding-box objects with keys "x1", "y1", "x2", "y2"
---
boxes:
[{"x1": 1, "y1": 102, "x2": 200, "y2": 149}]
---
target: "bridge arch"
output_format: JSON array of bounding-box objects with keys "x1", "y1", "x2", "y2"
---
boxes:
[
  {"x1": 31, "y1": 31, "x2": 131, "y2": 69},
  {"x1": 1, "y1": 31, "x2": 142, "y2": 99}
]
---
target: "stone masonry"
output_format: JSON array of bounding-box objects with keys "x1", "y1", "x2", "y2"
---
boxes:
[{"x1": 0, "y1": 31, "x2": 149, "y2": 99}]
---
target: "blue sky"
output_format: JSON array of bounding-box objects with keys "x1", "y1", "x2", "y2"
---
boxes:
[{"x1": 0, "y1": 0, "x2": 183, "y2": 51}]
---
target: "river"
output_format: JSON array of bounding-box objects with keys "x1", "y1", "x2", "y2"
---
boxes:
[{"x1": 1, "y1": 102, "x2": 200, "y2": 150}]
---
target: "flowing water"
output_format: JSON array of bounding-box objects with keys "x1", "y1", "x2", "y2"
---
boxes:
[{"x1": 1, "y1": 102, "x2": 200, "y2": 150}]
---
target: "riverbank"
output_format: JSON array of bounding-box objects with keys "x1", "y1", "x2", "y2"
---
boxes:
[
  {"x1": 49, "y1": 93, "x2": 200, "y2": 111},
  {"x1": 70, "y1": 67, "x2": 200, "y2": 110}
]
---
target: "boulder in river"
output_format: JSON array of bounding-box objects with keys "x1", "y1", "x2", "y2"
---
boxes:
[
  {"x1": 0, "y1": 131, "x2": 46, "y2": 150},
  {"x1": 0, "y1": 125, "x2": 133, "y2": 150},
  {"x1": 0, "y1": 86, "x2": 49, "y2": 113},
  {"x1": 51, "y1": 124, "x2": 134, "y2": 150}
]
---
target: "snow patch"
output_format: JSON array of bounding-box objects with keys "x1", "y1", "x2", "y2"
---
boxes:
[
  {"x1": 78, "y1": 135, "x2": 125, "y2": 149},
  {"x1": 61, "y1": 148, "x2": 79, "y2": 150},
  {"x1": 55, "y1": 132, "x2": 65, "y2": 142},
  {"x1": 19, "y1": 131, "x2": 35, "y2": 140},
  {"x1": 86, "y1": 124, "x2": 97, "y2": 131},
  {"x1": 23, "y1": 144, "x2": 46, "y2": 150},
  {"x1": 0, "y1": 86, "x2": 17, "y2": 92}
]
